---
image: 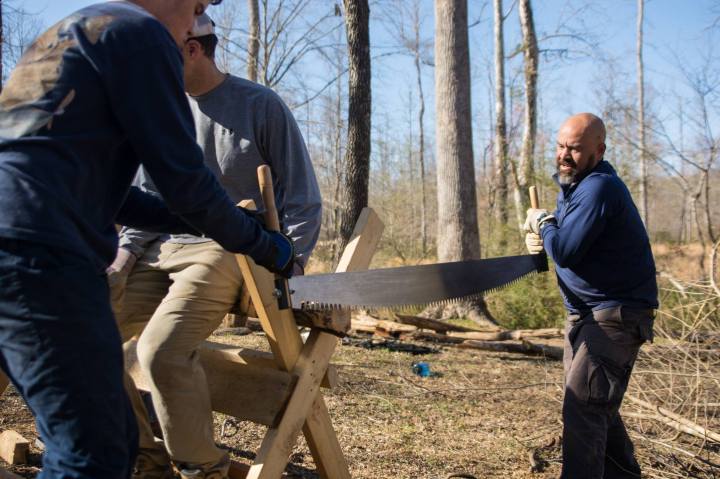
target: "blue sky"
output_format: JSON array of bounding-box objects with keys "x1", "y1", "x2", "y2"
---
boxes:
[{"x1": 14, "y1": 0, "x2": 720, "y2": 165}]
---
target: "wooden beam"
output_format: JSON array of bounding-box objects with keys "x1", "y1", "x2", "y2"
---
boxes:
[
  {"x1": 301, "y1": 207, "x2": 383, "y2": 479},
  {"x1": 126, "y1": 340, "x2": 294, "y2": 427},
  {"x1": 200, "y1": 342, "x2": 338, "y2": 390},
  {"x1": 247, "y1": 331, "x2": 337, "y2": 479},
  {"x1": 241, "y1": 206, "x2": 383, "y2": 479},
  {"x1": 0, "y1": 430, "x2": 29, "y2": 465},
  {"x1": 335, "y1": 207, "x2": 384, "y2": 272}
]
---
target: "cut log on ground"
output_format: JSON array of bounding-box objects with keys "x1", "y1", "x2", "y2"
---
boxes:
[
  {"x1": 448, "y1": 328, "x2": 562, "y2": 341},
  {"x1": 625, "y1": 395, "x2": 720, "y2": 443},
  {"x1": 411, "y1": 331, "x2": 466, "y2": 344},
  {"x1": 350, "y1": 312, "x2": 379, "y2": 334},
  {"x1": 374, "y1": 319, "x2": 417, "y2": 339},
  {"x1": 0, "y1": 430, "x2": 29, "y2": 465},
  {"x1": 459, "y1": 340, "x2": 563, "y2": 360},
  {"x1": 392, "y1": 314, "x2": 482, "y2": 333}
]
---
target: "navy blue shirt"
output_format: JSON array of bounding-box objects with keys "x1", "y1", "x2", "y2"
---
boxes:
[
  {"x1": 0, "y1": 2, "x2": 273, "y2": 270},
  {"x1": 540, "y1": 160, "x2": 658, "y2": 313}
]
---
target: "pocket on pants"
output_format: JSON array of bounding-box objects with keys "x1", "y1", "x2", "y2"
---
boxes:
[{"x1": 587, "y1": 353, "x2": 630, "y2": 407}]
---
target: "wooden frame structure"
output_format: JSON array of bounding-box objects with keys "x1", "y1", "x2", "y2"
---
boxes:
[{"x1": 1, "y1": 179, "x2": 384, "y2": 479}]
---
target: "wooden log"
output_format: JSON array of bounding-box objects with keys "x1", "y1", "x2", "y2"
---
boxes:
[
  {"x1": 393, "y1": 314, "x2": 480, "y2": 333},
  {"x1": 0, "y1": 431, "x2": 29, "y2": 465},
  {"x1": 201, "y1": 341, "x2": 338, "y2": 390},
  {"x1": 448, "y1": 328, "x2": 563, "y2": 342},
  {"x1": 374, "y1": 320, "x2": 417, "y2": 336},
  {"x1": 411, "y1": 331, "x2": 465, "y2": 344},
  {"x1": 350, "y1": 313, "x2": 379, "y2": 334},
  {"x1": 293, "y1": 309, "x2": 350, "y2": 336},
  {"x1": 459, "y1": 340, "x2": 563, "y2": 360},
  {"x1": 0, "y1": 372, "x2": 8, "y2": 396},
  {"x1": 248, "y1": 331, "x2": 337, "y2": 479},
  {"x1": 625, "y1": 395, "x2": 720, "y2": 443},
  {"x1": 126, "y1": 340, "x2": 294, "y2": 426}
]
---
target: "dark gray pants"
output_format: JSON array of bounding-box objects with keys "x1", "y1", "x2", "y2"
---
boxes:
[{"x1": 561, "y1": 306, "x2": 653, "y2": 479}]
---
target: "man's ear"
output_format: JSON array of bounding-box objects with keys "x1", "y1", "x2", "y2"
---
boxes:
[
  {"x1": 186, "y1": 40, "x2": 201, "y2": 59},
  {"x1": 598, "y1": 142, "x2": 607, "y2": 158}
]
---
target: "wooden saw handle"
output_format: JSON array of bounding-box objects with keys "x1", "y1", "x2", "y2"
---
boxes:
[
  {"x1": 257, "y1": 165, "x2": 280, "y2": 232},
  {"x1": 529, "y1": 186, "x2": 540, "y2": 209}
]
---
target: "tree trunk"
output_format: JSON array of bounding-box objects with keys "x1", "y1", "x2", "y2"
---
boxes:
[
  {"x1": 491, "y1": 0, "x2": 508, "y2": 242},
  {"x1": 337, "y1": 0, "x2": 371, "y2": 259},
  {"x1": 246, "y1": 0, "x2": 260, "y2": 82},
  {"x1": 637, "y1": 0, "x2": 648, "y2": 227},
  {"x1": 513, "y1": 0, "x2": 538, "y2": 230},
  {"x1": 413, "y1": 9, "x2": 428, "y2": 255},
  {"x1": 430, "y1": 0, "x2": 496, "y2": 326}
]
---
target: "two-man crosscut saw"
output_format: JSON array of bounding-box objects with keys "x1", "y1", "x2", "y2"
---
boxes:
[{"x1": 288, "y1": 252, "x2": 548, "y2": 310}]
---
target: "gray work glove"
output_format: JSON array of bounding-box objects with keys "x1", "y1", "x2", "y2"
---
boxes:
[
  {"x1": 523, "y1": 208, "x2": 556, "y2": 234},
  {"x1": 106, "y1": 247, "x2": 138, "y2": 289},
  {"x1": 525, "y1": 232, "x2": 544, "y2": 255}
]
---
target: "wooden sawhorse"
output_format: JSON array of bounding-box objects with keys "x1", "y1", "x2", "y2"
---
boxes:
[{"x1": 1, "y1": 168, "x2": 383, "y2": 479}]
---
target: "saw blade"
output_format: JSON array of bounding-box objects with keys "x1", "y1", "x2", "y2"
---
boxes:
[{"x1": 289, "y1": 253, "x2": 548, "y2": 310}]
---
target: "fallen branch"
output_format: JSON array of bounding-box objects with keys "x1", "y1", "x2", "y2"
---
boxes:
[
  {"x1": 448, "y1": 328, "x2": 563, "y2": 342},
  {"x1": 458, "y1": 340, "x2": 563, "y2": 360},
  {"x1": 393, "y1": 314, "x2": 481, "y2": 333},
  {"x1": 625, "y1": 395, "x2": 720, "y2": 443}
]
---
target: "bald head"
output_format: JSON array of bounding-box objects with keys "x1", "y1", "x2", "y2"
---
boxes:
[
  {"x1": 555, "y1": 113, "x2": 607, "y2": 185},
  {"x1": 560, "y1": 113, "x2": 606, "y2": 144}
]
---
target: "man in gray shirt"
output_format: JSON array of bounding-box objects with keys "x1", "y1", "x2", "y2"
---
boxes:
[{"x1": 111, "y1": 14, "x2": 322, "y2": 479}]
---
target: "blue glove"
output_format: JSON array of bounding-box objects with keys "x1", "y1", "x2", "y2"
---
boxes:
[{"x1": 256, "y1": 231, "x2": 295, "y2": 278}]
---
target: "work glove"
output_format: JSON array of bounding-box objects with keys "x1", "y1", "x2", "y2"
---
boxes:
[
  {"x1": 525, "y1": 232, "x2": 544, "y2": 255},
  {"x1": 523, "y1": 208, "x2": 556, "y2": 234},
  {"x1": 255, "y1": 230, "x2": 296, "y2": 278},
  {"x1": 106, "y1": 247, "x2": 138, "y2": 288}
]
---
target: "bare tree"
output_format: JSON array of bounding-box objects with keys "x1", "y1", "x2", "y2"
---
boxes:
[
  {"x1": 512, "y1": 0, "x2": 538, "y2": 229},
  {"x1": 247, "y1": 0, "x2": 260, "y2": 82},
  {"x1": 382, "y1": 0, "x2": 432, "y2": 255},
  {"x1": 214, "y1": 1, "x2": 342, "y2": 89},
  {"x1": 490, "y1": 0, "x2": 509, "y2": 243},
  {"x1": 431, "y1": 0, "x2": 495, "y2": 325},
  {"x1": 637, "y1": 0, "x2": 648, "y2": 227},
  {"x1": 1, "y1": 0, "x2": 42, "y2": 86},
  {"x1": 337, "y1": 0, "x2": 371, "y2": 257}
]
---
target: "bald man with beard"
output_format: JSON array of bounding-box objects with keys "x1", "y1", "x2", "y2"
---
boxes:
[{"x1": 524, "y1": 113, "x2": 657, "y2": 478}]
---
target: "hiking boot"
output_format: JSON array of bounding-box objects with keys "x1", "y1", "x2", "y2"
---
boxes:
[
  {"x1": 177, "y1": 453, "x2": 230, "y2": 479},
  {"x1": 132, "y1": 448, "x2": 175, "y2": 479}
]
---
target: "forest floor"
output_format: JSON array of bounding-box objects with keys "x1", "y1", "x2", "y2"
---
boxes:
[{"x1": 3, "y1": 331, "x2": 719, "y2": 478}]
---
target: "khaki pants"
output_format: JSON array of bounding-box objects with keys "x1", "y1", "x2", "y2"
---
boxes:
[{"x1": 114, "y1": 240, "x2": 242, "y2": 467}]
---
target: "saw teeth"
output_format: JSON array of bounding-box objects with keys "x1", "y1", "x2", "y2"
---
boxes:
[{"x1": 295, "y1": 268, "x2": 540, "y2": 311}]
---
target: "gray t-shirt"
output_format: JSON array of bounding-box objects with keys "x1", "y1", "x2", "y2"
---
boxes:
[{"x1": 119, "y1": 75, "x2": 321, "y2": 266}]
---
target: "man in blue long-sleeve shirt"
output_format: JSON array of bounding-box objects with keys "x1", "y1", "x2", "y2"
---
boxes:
[
  {"x1": 0, "y1": 2, "x2": 295, "y2": 478},
  {"x1": 524, "y1": 113, "x2": 657, "y2": 478}
]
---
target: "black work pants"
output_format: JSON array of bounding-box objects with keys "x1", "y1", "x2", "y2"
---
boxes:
[{"x1": 561, "y1": 306, "x2": 653, "y2": 479}]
